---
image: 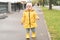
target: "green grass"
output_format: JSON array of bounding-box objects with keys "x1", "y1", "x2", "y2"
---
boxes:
[{"x1": 41, "y1": 7, "x2": 60, "y2": 40}]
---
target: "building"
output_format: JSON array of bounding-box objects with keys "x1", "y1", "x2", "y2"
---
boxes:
[
  {"x1": 0, "y1": 0, "x2": 27, "y2": 13},
  {"x1": 0, "y1": 2, "x2": 8, "y2": 13}
]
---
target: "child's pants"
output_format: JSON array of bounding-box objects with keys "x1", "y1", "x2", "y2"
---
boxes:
[{"x1": 26, "y1": 28, "x2": 36, "y2": 38}]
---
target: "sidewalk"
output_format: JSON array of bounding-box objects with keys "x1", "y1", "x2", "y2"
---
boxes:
[
  {"x1": 0, "y1": 10, "x2": 26, "y2": 40},
  {"x1": 0, "y1": 6, "x2": 51, "y2": 40}
]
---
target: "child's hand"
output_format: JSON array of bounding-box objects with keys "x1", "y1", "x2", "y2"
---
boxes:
[
  {"x1": 21, "y1": 23, "x2": 23, "y2": 25},
  {"x1": 38, "y1": 18, "x2": 39, "y2": 20}
]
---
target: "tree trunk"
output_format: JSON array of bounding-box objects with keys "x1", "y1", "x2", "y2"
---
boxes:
[
  {"x1": 42, "y1": 0, "x2": 44, "y2": 7},
  {"x1": 49, "y1": 0, "x2": 52, "y2": 10}
]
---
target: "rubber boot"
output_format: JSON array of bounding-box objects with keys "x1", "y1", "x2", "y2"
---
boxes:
[
  {"x1": 26, "y1": 33, "x2": 30, "y2": 38},
  {"x1": 31, "y1": 32, "x2": 36, "y2": 40},
  {"x1": 32, "y1": 32, "x2": 36, "y2": 38}
]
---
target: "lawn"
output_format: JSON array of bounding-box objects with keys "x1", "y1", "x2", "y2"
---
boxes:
[{"x1": 41, "y1": 7, "x2": 60, "y2": 40}]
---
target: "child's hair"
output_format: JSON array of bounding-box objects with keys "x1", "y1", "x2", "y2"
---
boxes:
[{"x1": 26, "y1": 3, "x2": 32, "y2": 7}]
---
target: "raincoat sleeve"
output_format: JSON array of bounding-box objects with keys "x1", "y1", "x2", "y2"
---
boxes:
[
  {"x1": 34, "y1": 11, "x2": 39, "y2": 20},
  {"x1": 21, "y1": 11, "x2": 25, "y2": 24}
]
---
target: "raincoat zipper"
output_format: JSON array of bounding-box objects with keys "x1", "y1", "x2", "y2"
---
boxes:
[{"x1": 29, "y1": 10, "x2": 31, "y2": 27}]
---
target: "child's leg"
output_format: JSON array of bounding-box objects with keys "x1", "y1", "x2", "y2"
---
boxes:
[
  {"x1": 31, "y1": 28, "x2": 36, "y2": 38},
  {"x1": 26, "y1": 28, "x2": 30, "y2": 38}
]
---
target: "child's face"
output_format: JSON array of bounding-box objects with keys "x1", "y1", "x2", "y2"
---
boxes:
[{"x1": 26, "y1": 5, "x2": 32, "y2": 10}]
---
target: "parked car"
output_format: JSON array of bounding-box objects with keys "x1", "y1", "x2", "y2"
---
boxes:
[{"x1": 0, "y1": 13, "x2": 7, "y2": 19}]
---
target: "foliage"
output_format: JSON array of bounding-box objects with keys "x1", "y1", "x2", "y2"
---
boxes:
[{"x1": 41, "y1": 7, "x2": 60, "y2": 40}]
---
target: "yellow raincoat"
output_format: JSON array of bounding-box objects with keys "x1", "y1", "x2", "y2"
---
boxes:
[{"x1": 21, "y1": 9, "x2": 39, "y2": 28}]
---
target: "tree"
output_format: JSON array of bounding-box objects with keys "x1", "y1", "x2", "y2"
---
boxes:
[
  {"x1": 49, "y1": 0, "x2": 52, "y2": 10},
  {"x1": 42, "y1": 0, "x2": 45, "y2": 7}
]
